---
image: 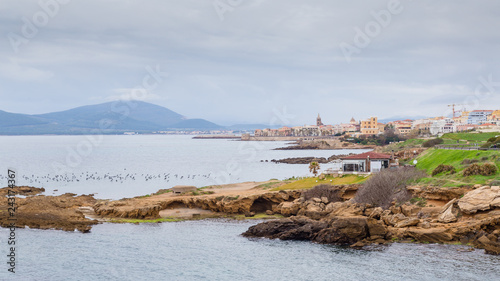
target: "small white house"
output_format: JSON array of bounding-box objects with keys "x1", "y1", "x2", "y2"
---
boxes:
[{"x1": 341, "y1": 152, "x2": 392, "y2": 173}]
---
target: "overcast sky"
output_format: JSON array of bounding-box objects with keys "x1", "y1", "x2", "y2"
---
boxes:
[{"x1": 1, "y1": 0, "x2": 500, "y2": 126}]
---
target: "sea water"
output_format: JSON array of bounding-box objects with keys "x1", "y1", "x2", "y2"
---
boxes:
[
  {"x1": 0, "y1": 135, "x2": 367, "y2": 199},
  {"x1": 0, "y1": 135, "x2": 499, "y2": 280},
  {"x1": 0, "y1": 221, "x2": 498, "y2": 280}
]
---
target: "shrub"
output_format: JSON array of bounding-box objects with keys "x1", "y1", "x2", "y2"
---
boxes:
[
  {"x1": 461, "y1": 159, "x2": 479, "y2": 165},
  {"x1": 353, "y1": 168, "x2": 427, "y2": 209},
  {"x1": 431, "y1": 164, "x2": 456, "y2": 176},
  {"x1": 302, "y1": 184, "x2": 342, "y2": 203},
  {"x1": 463, "y1": 164, "x2": 481, "y2": 176},
  {"x1": 483, "y1": 136, "x2": 500, "y2": 148},
  {"x1": 481, "y1": 164, "x2": 498, "y2": 176},
  {"x1": 422, "y1": 138, "x2": 444, "y2": 147},
  {"x1": 463, "y1": 163, "x2": 498, "y2": 176},
  {"x1": 487, "y1": 137, "x2": 499, "y2": 143}
]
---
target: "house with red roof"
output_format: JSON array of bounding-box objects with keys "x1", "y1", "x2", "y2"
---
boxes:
[{"x1": 340, "y1": 151, "x2": 394, "y2": 173}]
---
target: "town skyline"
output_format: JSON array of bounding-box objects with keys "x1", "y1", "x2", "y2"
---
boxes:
[{"x1": 256, "y1": 109, "x2": 500, "y2": 137}]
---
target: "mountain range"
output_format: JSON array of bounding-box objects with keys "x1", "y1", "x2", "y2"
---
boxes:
[
  {"x1": 0, "y1": 101, "x2": 233, "y2": 135},
  {"x1": 0, "y1": 101, "x2": 433, "y2": 135}
]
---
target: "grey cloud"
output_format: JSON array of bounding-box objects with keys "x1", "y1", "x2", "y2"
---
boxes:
[{"x1": 0, "y1": 0, "x2": 499, "y2": 124}]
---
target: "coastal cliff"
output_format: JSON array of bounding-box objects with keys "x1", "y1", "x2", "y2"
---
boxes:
[
  {"x1": 93, "y1": 190, "x2": 302, "y2": 219},
  {"x1": 0, "y1": 186, "x2": 98, "y2": 232},
  {"x1": 2, "y1": 182, "x2": 499, "y2": 255},
  {"x1": 243, "y1": 185, "x2": 500, "y2": 255}
]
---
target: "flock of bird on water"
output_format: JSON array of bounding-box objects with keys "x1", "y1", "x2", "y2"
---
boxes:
[{"x1": 0, "y1": 169, "x2": 217, "y2": 186}]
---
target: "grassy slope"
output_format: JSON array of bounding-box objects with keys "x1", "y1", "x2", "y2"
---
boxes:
[
  {"x1": 441, "y1": 132, "x2": 499, "y2": 142},
  {"x1": 380, "y1": 138, "x2": 425, "y2": 153},
  {"x1": 382, "y1": 132, "x2": 500, "y2": 152},
  {"x1": 271, "y1": 175, "x2": 368, "y2": 191},
  {"x1": 416, "y1": 149, "x2": 500, "y2": 186}
]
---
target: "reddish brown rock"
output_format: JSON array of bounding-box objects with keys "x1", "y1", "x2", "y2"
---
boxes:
[{"x1": 0, "y1": 193, "x2": 97, "y2": 232}]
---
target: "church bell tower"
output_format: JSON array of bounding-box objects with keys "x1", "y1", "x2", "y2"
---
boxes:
[{"x1": 316, "y1": 114, "x2": 323, "y2": 126}]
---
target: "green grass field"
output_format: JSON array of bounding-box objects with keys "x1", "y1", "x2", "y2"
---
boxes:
[
  {"x1": 271, "y1": 175, "x2": 368, "y2": 191},
  {"x1": 381, "y1": 138, "x2": 426, "y2": 152},
  {"x1": 415, "y1": 148, "x2": 500, "y2": 186},
  {"x1": 441, "y1": 132, "x2": 500, "y2": 142}
]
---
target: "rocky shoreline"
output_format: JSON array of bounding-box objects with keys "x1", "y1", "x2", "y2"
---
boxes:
[
  {"x1": 269, "y1": 154, "x2": 350, "y2": 164},
  {"x1": 275, "y1": 139, "x2": 375, "y2": 150},
  {"x1": 0, "y1": 187, "x2": 98, "y2": 232},
  {"x1": 243, "y1": 185, "x2": 500, "y2": 255},
  {"x1": 1, "y1": 183, "x2": 499, "y2": 255}
]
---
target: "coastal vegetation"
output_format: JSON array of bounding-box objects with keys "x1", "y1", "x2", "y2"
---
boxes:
[
  {"x1": 441, "y1": 132, "x2": 500, "y2": 142},
  {"x1": 308, "y1": 161, "x2": 320, "y2": 176},
  {"x1": 422, "y1": 138, "x2": 444, "y2": 147},
  {"x1": 431, "y1": 164, "x2": 456, "y2": 176},
  {"x1": 381, "y1": 132, "x2": 499, "y2": 153},
  {"x1": 342, "y1": 128, "x2": 407, "y2": 146},
  {"x1": 353, "y1": 168, "x2": 426, "y2": 209},
  {"x1": 416, "y1": 148, "x2": 499, "y2": 186},
  {"x1": 302, "y1": 184, "x2": 342, "y2": 203},
  {"x1": 481, "y1": 135, "x2": 500, "y2": 148},
  {"x1": 271, "y1": 175, "x2": 368, "y2": 191}
]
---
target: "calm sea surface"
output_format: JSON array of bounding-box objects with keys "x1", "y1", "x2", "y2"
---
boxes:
[
  {"x1": 0, "y1": 135, "x2": 499, "y2": 280},
  {"x1": 0, "y1": 135, "x2": 366, "y2": 199},
  {"x1": 0, "y1": 221, "x2": 499, "y2": 281}
]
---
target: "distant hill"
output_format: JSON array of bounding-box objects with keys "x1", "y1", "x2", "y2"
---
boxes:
[
  {"x1": 0, "y1": 101, "x2": 223, "y2": 135},
  {"x1": 168, "y1": 119, "x2": 223, "y2": 130},
  {"x1": 0, "y1": 110, "x2": 50, "y2": 127}
]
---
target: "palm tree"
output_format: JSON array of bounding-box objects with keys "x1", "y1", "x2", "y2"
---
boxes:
[{"x1": 309, "y1": 161, "x2": 320, "y2": 177}]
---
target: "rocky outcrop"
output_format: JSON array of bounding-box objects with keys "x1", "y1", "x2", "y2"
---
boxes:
[
  {"x1": 0, "y1": 193, "x2": 97, "y2": 232},
  {"x1": 93, "y1": 199, "x2": 162, "y2": 219},
  {"x1": 314, "y1": 216, "x2": 369, "y2": 244},
  {"x1": 407, "y1": 185, "x2": 473, "y2": 202},
  {"x1": 275, "y1": 139, "x2": 375, "y2": 150},
  {"x1": 270, "y1": 155, "x2": 348, "y2": 164},
  {"x1": 93, "y1": 191, "x2": 302, "y2": 219},
  {"x1": 474, "y1": 231, "x2": 500, "y2": 255},
  {"x1": 0, "y1": 185, "x2": 45, "y2": 196},
  {"x1": 458, "y1": 186, "x2": 500, "y2": 214},
  {"x1": 438, "y1": 199, "x2": 458, "y2": 223},
  {"x1": 242, "y1": 186, "x2": 500, "y2": 255}
]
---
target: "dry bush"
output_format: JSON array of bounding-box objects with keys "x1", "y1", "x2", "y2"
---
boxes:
[
  {"x1": 463, "y1": 163, "x2": 498, "y2": 176},
  {"x1": 354, "y1": 168, "x2": 426, "y2": 209},
  {"x1": 431, "y1": 164, "x2": 456, "y2": 176},
  {"x1": 302, "y1": 184, "x2": 342, "y2": 203},
  {"x1": 481, "y1": 164, "x2": 498, "y2": 176},
  {"x1": 463, "y1": 164, "x2": 482, "y2": 176}
]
